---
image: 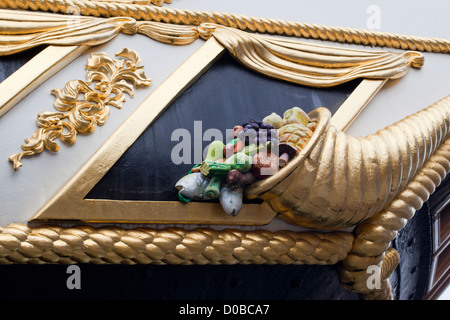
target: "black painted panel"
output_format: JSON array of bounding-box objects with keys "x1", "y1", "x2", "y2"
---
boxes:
[{"x1": 86, "y1": 53, "x2": 360, "y2": 201}]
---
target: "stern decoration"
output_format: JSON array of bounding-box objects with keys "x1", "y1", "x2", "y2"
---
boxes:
[
  {"x1": 175, "y1": 100, "x2": 450, "y2": 231},
  {"x1": 0, "y1": 1, "x2": 449, "y2": 302},
  {"x1": 174, "y1": 97, "x2": 450, "y2": 299},
  {"x1": 175, "y1": 106, "x2": 317, "y2": 217}
]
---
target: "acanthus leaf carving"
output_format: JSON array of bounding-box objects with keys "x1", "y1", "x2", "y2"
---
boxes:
[{"x1": 8, "y1": 48, "x2": 152, "y2": 170}]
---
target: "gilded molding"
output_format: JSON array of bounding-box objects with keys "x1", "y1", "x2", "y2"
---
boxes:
[
  {"x1": 0, "y1": 223, "x2": 354, "y2": 265},
  {"x1": 339, "y1": 114, "x2": 450, "y2": 299},
  {"x1": 0, "y1": 10, "x2": 200, "y2": 56},
  {"x1": 246, "y1": 96, "x2": 450, "y2": 230},
  {"x1": 199, "y1": 24, "x2": 423, "y2": 87},
  {"x1": 93, "y1": 0, "x2": 171, "y2": 6},
  {"x1": 8, "y1": 48, "x2": 152, "y2": 170},
  {"x1": 0, "y1": 45, "x2": 89, "y2": 118},
  {"x1": 0, "y1": 10, "x2": 424, "y2": 89},
  {"x1": 0, "y1": 0, "x2": 448, "y2": 53}
]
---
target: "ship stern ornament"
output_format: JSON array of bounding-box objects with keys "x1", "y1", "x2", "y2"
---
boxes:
[{"x1": 0, "y1": 0, "x2": 449, "y2": 301}]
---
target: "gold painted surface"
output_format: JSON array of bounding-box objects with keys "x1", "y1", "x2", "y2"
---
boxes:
[
  {"x1": 0, "y1": 9, "x2": 200, "y2": 55},
  {"x1": 28, "y1": 37, "x2": 390, "y2": 226},
  {"x1": 199, "y1": 24, "x2": 423, "y2": 87},
  {"x1": 93, "y1": 0, "x2": 171, "y2": 6},
  {"x1": 246, "y1": 96, "x2": 450, "y2": 230},
  {"x1": 0, "y1": 0, "x2": 448, "y2": 54},
  {"x1": 0, "y1": 223, "x2": 354, "y2": 265},
  {"x1": 9, "y1": 48, "x2": 152, "y2": 170},
  {"x1": 0, "y1": 9, "x2": 422, "y2": 119},
  {"x1": 33, "y1": 200, "x2": 277, "y2": 226},
  {"x1": 331, "y1": 79, "x2": 387, "y2": 131},
  {"x1": 0, "y1": 10, "x2": 422, "y2": 86}
]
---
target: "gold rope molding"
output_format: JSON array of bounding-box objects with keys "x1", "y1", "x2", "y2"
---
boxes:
[
  {"x1": 0, "y1": 223, "x2": 354, "y2": 265},
  {"x1": 245, "y1": 96, "x2": 450, "y2": 230},
  {"x1": 339, "y1": 133, "x2": 450, "y2": 300},
  {"x1": 0, "y1": 0, "x2": 448, "y2": 54}
]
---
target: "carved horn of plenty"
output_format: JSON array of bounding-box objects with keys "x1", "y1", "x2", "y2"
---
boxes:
[{"x1": 245, "y1": 97, "x2": 450, "y2": 230}]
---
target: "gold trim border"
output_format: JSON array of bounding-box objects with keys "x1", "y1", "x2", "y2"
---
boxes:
[
  {"x1": 0, "y1": 0, "x2": 448, "y2": 53},
  {"x1": 331, "y1": 79, "x2": 387, "y2": 132}
]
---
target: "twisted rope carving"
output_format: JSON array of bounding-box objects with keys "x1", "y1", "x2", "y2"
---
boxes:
[
  {"x1": 363, "y1": 247, "x2": 400, "y2": 300},
  {"x1": 247, "y1": 95, "x2": 450, "y2": 230},
  {"x1": 339, "y1": 122, "x2": 450, "y2": 299},
  {"x1": 0, "y1": 223, "x2": 354, "y2": 265},
  {"x1": 0, "y1": 0, "x2": 448, "y2": 53}
]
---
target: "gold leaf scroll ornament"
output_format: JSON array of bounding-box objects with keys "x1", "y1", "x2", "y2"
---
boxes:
[{"x1": 9, "y1": 48, "x2": 152, "y2": 170}]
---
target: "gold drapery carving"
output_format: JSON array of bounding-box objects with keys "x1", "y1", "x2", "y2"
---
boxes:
[
  {"x1": 5, "y1": 10, "x2": 425, "y2": 169},
  {"x1": 0, "y1": 0, "x2": 448, "y2": 53},
  {"x1": 0, "y1": 10, "x2": 423, "y2": 88},
  {"x1": 0, "y1": 9, "x2": 200, "y2": 55}
]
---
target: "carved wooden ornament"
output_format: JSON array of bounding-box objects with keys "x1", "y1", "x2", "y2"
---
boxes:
[{"x1": 0, "y1": 1, "x2": 449, "y2": 301}]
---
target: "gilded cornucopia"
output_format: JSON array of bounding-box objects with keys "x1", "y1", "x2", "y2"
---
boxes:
[
  {"x1": 245, "y1": 100, "x2": 450, "y2": 230},
  {"x1": 175, "y1": 99, "x2": 450, "y2": 231}
]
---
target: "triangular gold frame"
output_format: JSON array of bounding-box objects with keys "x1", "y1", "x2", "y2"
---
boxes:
[{"x1": 29, "y1": 37, "x2": 386, "y2": 225}]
